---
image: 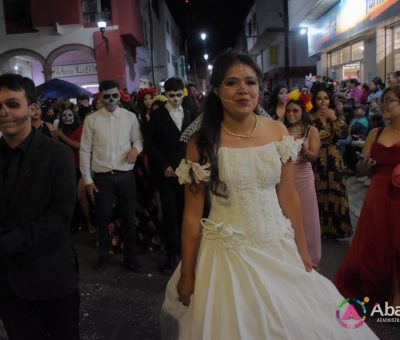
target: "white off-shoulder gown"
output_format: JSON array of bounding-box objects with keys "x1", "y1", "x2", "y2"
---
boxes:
[{"x1": 161, "y1": 138, "x2": 377, "y2": 340}]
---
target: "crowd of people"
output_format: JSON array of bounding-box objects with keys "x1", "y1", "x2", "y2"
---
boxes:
[{"x1": 0, "y1": 55, "x2": 399, "y2": 338}]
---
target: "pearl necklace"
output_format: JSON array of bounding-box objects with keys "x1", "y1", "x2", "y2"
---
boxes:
[{"x1": 221, "y1": 113, "x2": 258, "y2": 139}]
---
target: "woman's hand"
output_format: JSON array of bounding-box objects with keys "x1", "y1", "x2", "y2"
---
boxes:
[
  {"x1": 299, "y1": 248, "x2": 313, "y2": 272},
  {"x1": 177, "y1": 273, "x2": 195, "y2": 306},
  {"x1": 319, "y1": 107, "x2": 336, "y2": 121}
]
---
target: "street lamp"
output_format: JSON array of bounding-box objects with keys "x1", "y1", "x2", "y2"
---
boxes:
[
  {"x1": 207, "y1": 64, "x2": 213, "y2": 71},
  {"x1": 200, "y1": 33, "x2": 207, "y2": 41},
  {"x1": 97, "y1": 19, "x2": 108, "y2": 52},
  {"x1": 204, "y1": 54, "x2": 209, "y2": 61}
]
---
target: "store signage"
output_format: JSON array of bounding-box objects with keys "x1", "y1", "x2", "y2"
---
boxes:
[
  {"x1": 53, "y1": 63, "x2": 97, "y2": 77},
  {"x1": 308, "y1": 0, "x2": 400, "y2": 55}
]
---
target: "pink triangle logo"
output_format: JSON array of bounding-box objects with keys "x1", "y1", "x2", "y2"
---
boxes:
[{"x1": 341, "y1": 304, "x2": 362, "y2": 321}]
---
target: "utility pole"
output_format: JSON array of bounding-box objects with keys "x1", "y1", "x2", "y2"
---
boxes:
[
  {"x1": 148, "y1": 0, "x2": 155, "y2": 86},
  {"x1": 283, "y1": 0, "x2": 289, "y2": 85}
]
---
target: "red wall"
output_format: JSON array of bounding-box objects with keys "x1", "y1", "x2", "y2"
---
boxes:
[
  {"x1": 31, "y1": 0, "x2": 82, "y2": 26},
  {"x1": 94, "y1": 31, "x2": 127, "y2": 89},
  {"x1": 112, "y1": 0, "x2": 143, "y2": 45}
]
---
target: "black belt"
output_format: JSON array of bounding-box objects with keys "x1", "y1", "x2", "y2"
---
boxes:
[{"x1": 94, "y1": 170, "x2": 131, "y2": 176}]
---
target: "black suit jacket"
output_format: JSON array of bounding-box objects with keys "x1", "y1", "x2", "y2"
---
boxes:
[
  {"x1": 0, "y1": 129, "x2": 78, "y2": 301},
  {"x1": 145, "y1": 106, "x2": 194, "y2": 176}
]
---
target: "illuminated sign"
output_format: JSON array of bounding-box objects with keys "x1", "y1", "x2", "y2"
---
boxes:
[
  {"x1": 308, "y1": 0, "x2": 400, "y2": 55},
  {"x1": 53, "y1": 63, "x2": 97, "y2": 77}
]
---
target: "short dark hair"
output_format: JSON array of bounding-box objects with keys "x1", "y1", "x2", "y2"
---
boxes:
[
  {"x1": 164, "y1": 77, "x2": 184, "y2": 92},
  {"x1": 99, "y1": 80, "x2": 119, "y2": 92},
  {"x1": 0, "y1": 73, "x2": 37, "y2": 104}
]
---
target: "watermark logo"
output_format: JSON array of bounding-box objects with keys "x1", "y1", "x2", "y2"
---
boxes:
[
  {"x1": 371, "y1": 302, "x2": 400, "y2": 323},
  {"x1": 336, "y1": 297, "x2": 369, "y2": 329}
]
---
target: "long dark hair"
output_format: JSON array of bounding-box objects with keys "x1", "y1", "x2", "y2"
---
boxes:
[
  {"x1": 283, "y1": 100, "x2": 311, "y2": 137},
  {"x1": 196, "y1": 51, "x2": 263, "y2": 198}
]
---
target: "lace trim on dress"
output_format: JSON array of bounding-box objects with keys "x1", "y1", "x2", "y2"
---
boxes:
[
  {"x1": 175, "y1": 159, "x2": 211, "y2": 185},
  {"x1": 274, "y1": 135, "x2": 302, "y2": 163}
]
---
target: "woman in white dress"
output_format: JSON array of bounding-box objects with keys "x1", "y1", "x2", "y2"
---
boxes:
[{"x1": 161, "y1": 51, "x2": 377, "y2": 340}]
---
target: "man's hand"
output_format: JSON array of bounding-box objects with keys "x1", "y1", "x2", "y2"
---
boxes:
[
  {"x1": 164, "y1": 166, "x2": 175, "y2": 178},
  {"x1": 125, "y1": 148, "x2": 138, "y2": 164},
  {"x1": 85, "y1": 183, "x2": 98, "y2": 203}
]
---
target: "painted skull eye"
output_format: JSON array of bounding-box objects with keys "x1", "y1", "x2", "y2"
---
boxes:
[{"x1": 103, "y1": 93, "x2": 119, "y2": 99}]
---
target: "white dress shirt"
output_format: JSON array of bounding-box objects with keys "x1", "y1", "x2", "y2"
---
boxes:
[
  {"x1": 80, "y1": 106, "x2": 143, "y2": 185},
  {"x1": 165, "y1": 102, "x2": 184, "y2": 131}
]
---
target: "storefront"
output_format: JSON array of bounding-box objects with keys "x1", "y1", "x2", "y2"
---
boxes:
[{"x1": 307, "y1": 0, "x2": 400, "y2": 83}]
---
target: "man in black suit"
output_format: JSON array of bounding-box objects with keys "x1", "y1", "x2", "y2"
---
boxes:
[
  {"x1": 0, "y1": 74, "x2": 79, "y2": 340},
  {"x1": 145, "y1": 77, "x2": 194, "y2": 274}
]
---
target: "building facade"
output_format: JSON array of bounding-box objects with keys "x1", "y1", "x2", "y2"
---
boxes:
[
  {"x1": 245, "y1": 0, "x2": 317, "y2": 88},
  {"x1": 0, "y1": 0, "x2": 184, "y2": 93},
  {"x1": 293, "y1": 0, "x2": 400, "y2": 83}
]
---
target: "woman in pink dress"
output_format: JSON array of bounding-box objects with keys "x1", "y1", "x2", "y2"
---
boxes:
[{"x1": 284, "y1": 91, "x2": 321, "y2": 267}]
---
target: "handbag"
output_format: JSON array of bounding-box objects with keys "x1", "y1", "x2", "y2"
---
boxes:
[{"x1": 392, "y1": 163, "x2": 400, "y2": 188}]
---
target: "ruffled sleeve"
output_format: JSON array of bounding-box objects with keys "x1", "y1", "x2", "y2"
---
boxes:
[
  {"x1": 175, "y1": 159, "x2": 211, "y2": 185},
  {"x1": 274, "y1": 135, "x2": 302, "y2": 163}
]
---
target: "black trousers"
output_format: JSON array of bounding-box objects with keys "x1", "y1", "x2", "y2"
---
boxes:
[
  {"x1": 0, "y1": 291, "x2": 80, "y2": 340},
  {"x1": 159, "y1": 179, "x2": 184, "y2": 256},
  {"x1": 93, "y1": 171, "x2": 137, "y2": 261}
]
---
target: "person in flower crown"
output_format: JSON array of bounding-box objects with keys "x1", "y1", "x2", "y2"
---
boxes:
[
  {"x1": 136, "y1": 87, "x2": 157, "y2": 123},
  {"x1": 283, "y1": 89, "x2": 321, "y2": 268},
  {"x1": 160, "y1": 51, "x2": 377, "y2": 340}
]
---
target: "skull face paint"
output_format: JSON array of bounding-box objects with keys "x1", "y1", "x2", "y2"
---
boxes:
[
  {"x1": 101, "y1": 87, "x2": 120, "y2": 112},
  {"x1": 166, "y1": 90, "x2": 184, "y2": 109},
  {"x1": 61, "y1": 109, "x2": 75, "y2": 125}
]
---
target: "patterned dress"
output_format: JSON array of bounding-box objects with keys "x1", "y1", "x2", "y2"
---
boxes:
[{"x1": 310, "y1": 114, "x2": 352, "y2": 239}]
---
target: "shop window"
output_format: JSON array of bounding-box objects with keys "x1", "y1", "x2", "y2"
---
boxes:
[
  {"x1": 341, "y1": 46, "x2": 351, "y2": 64},
  {"x1": 3, "y1": 0, "x2": 34, "y2": 34},
  {"x1": 394, "y1": 54, "x2": 400, "y2": 72},
  {"x1": 343, "y1": 62, "x2": 361, "y2": 80},
  {"x1": 82, "y1": 0, "x2": 112, "y2": 24},
  {"x1": 394, "y1": 26, "x2": 400, "y2": 49},
  {"x1": 351, "y1": 41, "x2": 364, "y2": 61},
  {"x1": 330, "y1": 50, "x2": 341, "y2": 66}
]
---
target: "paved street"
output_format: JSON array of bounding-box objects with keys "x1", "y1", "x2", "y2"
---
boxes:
[{"x1": 0, "y1": 176, "x2": 399, "y2": 339}]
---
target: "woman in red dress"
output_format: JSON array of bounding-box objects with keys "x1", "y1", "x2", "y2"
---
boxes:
[{"x1": 334, "y1": 85, "x2": 400, "y2": 305}]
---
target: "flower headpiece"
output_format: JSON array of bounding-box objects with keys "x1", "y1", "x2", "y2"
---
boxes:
[
  {"x1": 119, "y1": 90, "x2": 131, "y2": 103},
  {"x1": 287, "y1": 89, "x2": 313, "y2": 112},
  {"x1": 137, "y1": 87, "x2": 157, "y2": 98}
]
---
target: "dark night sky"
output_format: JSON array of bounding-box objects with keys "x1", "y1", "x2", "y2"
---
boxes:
[{"x1": 164, "y1": 0, "x2": 254, "y2": 66}]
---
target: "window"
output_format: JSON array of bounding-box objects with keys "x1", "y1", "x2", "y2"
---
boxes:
[
  {"x1": 3, "y1": 0, "x2": 34, "y2": 34},
  {"x1": 329, "y1": 41, "x2": 364, "y2": 68},
  {"x1": 269, "y1": 46, "x2": 278, "y2": 65},
  {"x1": 82, "y1": 0, "x2": 112, "y2": 23},
  {"x1": 166, "y1": 20, "x2": 170, "y2": 34},
  {"x1": 351, "y1": 41, "x2": 364, "y2": 61},
  {"x1": 394, "y1": 26, "x2": 400, "y2": 49},
  {"x1": 167, "y1": 49, "x2": 171, "y2": 64}
]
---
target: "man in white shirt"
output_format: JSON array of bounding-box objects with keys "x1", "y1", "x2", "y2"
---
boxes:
[
  {"x1": 80, "y1": 80, "x2": 143, "y2": 272},
  {"x1": 145, "y1": 77, "x2": 195, "y2": 274}
]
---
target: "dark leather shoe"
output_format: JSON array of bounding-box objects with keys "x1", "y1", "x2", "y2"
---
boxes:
[
  {"x1": 123, "y1": 258, "x2": 143, "y2": 273},
  {"x1": 159, "y1": 256, "x2": 179, "y2": 276},
  {"x1": 94, "y1": 258, "x2": 109, "y2": 273}
]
